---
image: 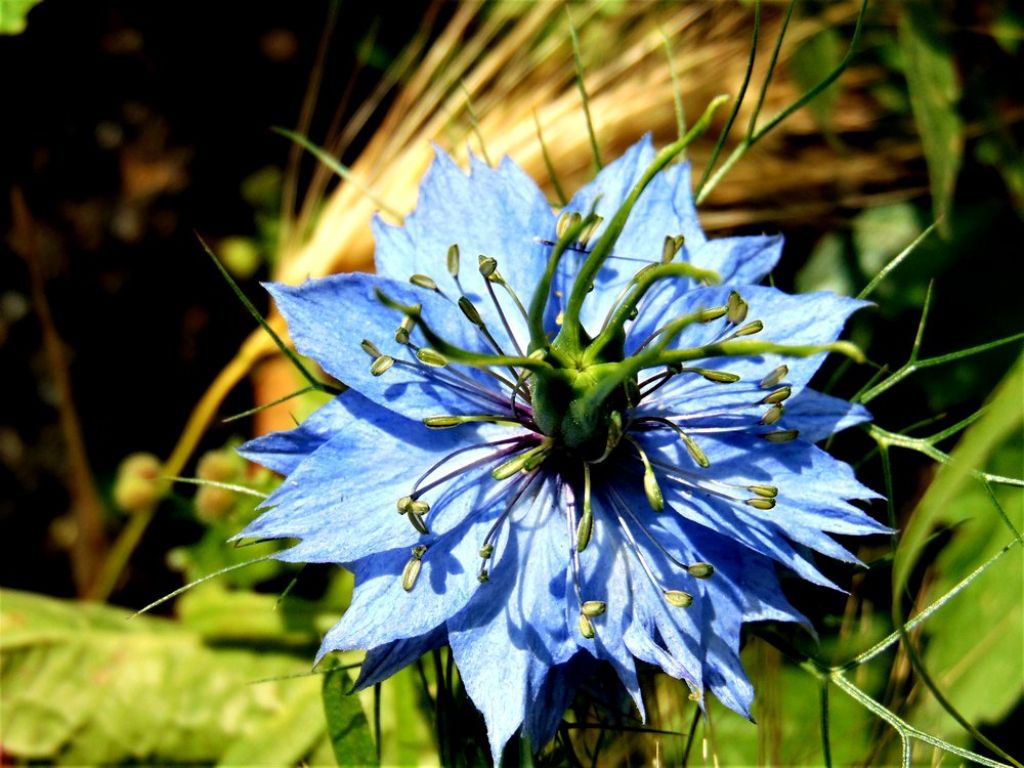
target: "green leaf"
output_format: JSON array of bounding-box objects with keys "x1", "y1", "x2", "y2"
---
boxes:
[
  {"x1": 898, "y1": 4, "x2": 964, "y2": 235},
  {"x1": 0, "y1": 589, "x2": 324, "y2": 765},
  {"x1": 322, "y1": 666, "x2": 378, "y2": 766},
  {"x1": 0, "y1": 0, "x2": 42, "y2": 35}
]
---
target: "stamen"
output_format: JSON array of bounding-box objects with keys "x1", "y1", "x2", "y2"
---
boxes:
[
  {"x1": 760, "y1": 404, "x2": 784, "y2": 425},
  {"x1": 729, "y1": 320, "x2": 764, "y2": 338},
  {"x1": 625, "y1": 436, "x2": 664, "y2": 513},
  {"x1": 760, "y1": 364, "x2": 789, "y2": 388},
  {"x1": 689, "y1": 368, "x2": 741, "y2": 384},
  {"x1": 761, "y1": 386, "x2": 792, "y2": 404},
  {"x1": 447, "y1": 244, "x2": 460, "y2": 278},
  {"x1": 577, "y1": 215, "x2": 604, "y2": 248},
  {"x1": 395, "y1": 315, "x2": 415, "y2": 345},
  {"x1": 396, "y1": 496, "x2": 431, "y2": 515},
  {"x1": 478, "y1": 255, "x2": 526, "y2": 357},
  {"x1": 578, "y1": 613, "x2": 596, "y2": 639},
  {"x1": 406, "y1": 510, "x2": 430, "y2": 534},
  {"x1": 417, "y1": 348, "x2": 448, "y2": 367},
  {"x1": 581, "y1": 600, "x2": 607, "y2": 617},
  {"x1": 370, "y1": 355, "x2": 394, "y2": 376},
  {"x1": 478, "y1": 254, "x2": 498, "y2": 278},
  {"x1": 402, "y1": 544, "x2": 428, "y2": 592},
  {"x1": 491, "y1": 441, "x2": 551, "y2": 480},
  {"x1": 687, "y1": 563, "x2": 715, "y2": 578},
  {"x1": 458, "y1": 296, "x2": 483, "y2": 327},
  {"x1": 745, "y1": 497, "x2": 776, "y2": 510},
  {"x1": 726, "y1": 291, "x2": 748, "y2": 324},
  {"x1": 422, "y1": 414, "x2": 524, "y2": 429},
  {"x1": 761, "y1": 429, "x2": 800, "y2": 442},
  {"x1": 409, "y1": 274, "x2": 439, "y2": 292},
  {"x1": 576, "y1": 463, "x2": 594, "y2": 552},
  {"x1": 748, "y1": 484, "x2": 778, "y2": 498},
  {"x1": 662, "y1": 234, "x2": 685, "y2": 263},
  {"x1": 663, "y1": 590, "x2": 694, "y2": 608},
  {"x1": 361, "y1": 339, "x2": 382, "y2": 358}
]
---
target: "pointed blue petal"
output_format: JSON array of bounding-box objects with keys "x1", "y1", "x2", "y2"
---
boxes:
[
  {"x1": 373, "y1": 149, "x2": 554, "y2": 352},
  {"x1": 235, "y1": 389, "x2": 522, "y2": 563},
  {"x1": 267, "y1": 272, "x2": 521, "y2": 420},
  {"x1": 238, "y1": 395, "x2": 350, "y2": 475},
  {"x1": 783, "y1": 389, "x2": 873, "y2": 442},
  {"x1": 350, "y1": 627, "x2": 447, "y2": 691}
]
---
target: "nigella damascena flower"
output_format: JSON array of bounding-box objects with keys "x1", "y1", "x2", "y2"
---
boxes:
[{"x1": 236, "y1": 135, "x2": 885, "y2": 762}]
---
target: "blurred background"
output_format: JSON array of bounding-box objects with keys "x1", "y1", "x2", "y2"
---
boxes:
[{"x1": 1, "y1": 1, "x2": 1021, "y2": 766}]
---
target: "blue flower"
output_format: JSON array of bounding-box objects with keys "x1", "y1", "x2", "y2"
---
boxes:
[{"x1": 236, "y1": 135, "x2": 885, "y2": 763}]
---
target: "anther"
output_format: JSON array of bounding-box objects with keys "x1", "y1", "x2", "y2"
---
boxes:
[
  {"x1": 409, "y1": 274, "x2": 438, "y2": 291},
  {"x1": 416, "y1": 348, "x2": 448, "y2": 367},
  {"x1": 760, "y1": 404, "x2": 784, "y2": 425},
  {"x1": 681, "y1": 433, "x2": 711, "y2": 469},
  {"x1": 479, "y1": 544, "x2": 494, "y2": 559},
  {"x1": 492, "y1": 444, "x2": 549, "y2": 480},
  {"x1": 406, "y1": 510, "x2": 430, "y2": 534},
  {"x1": 578, "y1": 612, "x2": 596, "y2": 639},
  {"x1": 401, "y1": 545, "x2": 427, "y2": 592},
  {"x1": 577, "y1": 215, "x2": 603, "y2": 247},
  {"x1": 727, "y1": 291, "x2": 748, "y2": 324},
  {"x1": 663, "y1": 590, "x2": 694, "y2": 608},
  {"x1": 760, "y1": 364, "x2": 789, "y2": 389},
  {"x1": 422, "y1": 416, "x2": 463, "y2": 429},
  {"x1": 447, "y1": 244, "x2": 460, "y2": 278},
  {"x1": 458, "y1": 296, "x2": 484, "y2": 327},
  {"x1": 731, "y1": 320, "x2": 764, "y2": 337},
  {"x1": 478, "y1": 254, "x2": 498, "y2": 278},
  {"x1": 575, "y1": 508, "x2": 594, "y2": 552},
  {"x1": 761, "y1": 429, "x2": 800, "y2": 443},
  {"x1": 361, "y1": 339, "x2": 382, "y2": 358},
  {"x1": 687, "y1": 563, "x2": 715, "y2": 579},
  {"x1": 662, "y1": 234, "x2": 685, "y2": 264},
  {"x1": 745, "y1": 497, "x2": 776, "y2": 510},
  {"x1": 477, "y1": 569, "x2": 490, "y2": 584},
  {"x1": 397, "y1": 495, "x2": 430, "y2": 516},
  {"x1": 395, "y1": 315, "x2": 415, "y2": 345},
  {"x1": 748, "y1": 484, "x2": 778, "y2": 498},
  {"x1": 761, "y1": 386, "x2": 792, "y2": 405},
  {"x1": 370, "y1": 355, "x2": 394, "y2": 376},
  {"x1": 692, "y1": 368, "x2": 741, "y2": 384},
  {"x1": 581, "y1": 600, "x2": 607, "y2": 617},
  {"x1": 555, "y1": 210, "x2": 579, "y2": 239},
  {"x1": 698, "y1": 306, "x2": 728, "y2": 323}
]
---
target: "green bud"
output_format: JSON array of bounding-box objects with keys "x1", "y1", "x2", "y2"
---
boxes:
[{"x1": 113, "y1": 452, "x2": 165, "y2": 513}]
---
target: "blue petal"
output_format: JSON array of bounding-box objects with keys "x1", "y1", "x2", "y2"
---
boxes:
[
  {"x1": 783, "y1": 389, "x2": 873, "y2": 442},
  {"x1": 632, "y1": 287, "x2": 870, "y2": 423},
  {"x1": 267, "y1": 272, "x2": 521, "y2": 420},
  {"x1": 238, "y1": 395, "x2": 350, "y2": 475},
  {"x1": 235, "y1": 389, "x2": 522, "y2": 563},
  {"x1": 350, "y1": 627, "x2": 447, "y2": 691},
  {"x1": 689, "y1": 234, "x2": 783, "y2": 286},
  {"x1": 553, "y1": 136, "x2": 711, "y2": 335},
  {"x1": 447, "y1": 476, "x2": 577, "y2": 764},
  {"x1": 317, "y1": 499, "x2": 508, "y2": 652},
  {"x1": 373, "y1": 150, "x2": 554, "y2": 351}
]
